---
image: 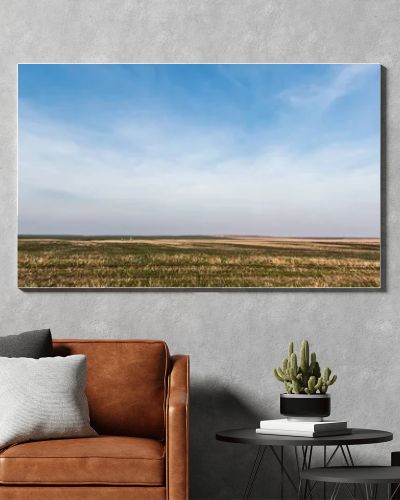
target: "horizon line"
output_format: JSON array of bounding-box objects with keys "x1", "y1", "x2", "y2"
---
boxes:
[{"x1": 18, "y1": 233, "x2": 381, "y2": 239}]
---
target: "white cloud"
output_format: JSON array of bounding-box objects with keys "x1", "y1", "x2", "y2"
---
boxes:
[
  {"x1": 18, "y1": 106, "x2": 380, "y2": 237},
  {"x1": 280, "y1": 64, "x2": 377, "y2": 110}
]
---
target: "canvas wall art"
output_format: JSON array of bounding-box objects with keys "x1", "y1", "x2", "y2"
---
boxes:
[{"x1": 18, "y1": 64, "x2": 381, "y2": 288}]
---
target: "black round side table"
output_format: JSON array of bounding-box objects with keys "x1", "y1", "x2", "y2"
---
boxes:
[
  {"x1": 216, "y1": 428, "x2": 393, "y2": 500},
  {"x1": 301, "y1": 466, "x2": 400, "y2": 500}
]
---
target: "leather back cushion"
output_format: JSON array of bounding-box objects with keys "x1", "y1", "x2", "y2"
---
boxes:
[{"x1": 52, "y1": 340, "x2": 170, "y2": 440}]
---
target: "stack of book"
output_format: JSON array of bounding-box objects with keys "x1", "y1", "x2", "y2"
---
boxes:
[{"x1": 256, "y1": 419, "x2": 351, "y2": 438}]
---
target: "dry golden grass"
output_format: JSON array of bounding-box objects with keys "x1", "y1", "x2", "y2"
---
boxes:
[{"x1": 18, "y1": 236, "x2": 381, "y2": 288}]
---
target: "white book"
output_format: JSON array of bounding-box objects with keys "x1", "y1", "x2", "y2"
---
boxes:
[
  {"x1": 256, "y1": 428, "x2": 352, "y2": 438},
  {"x1": 259, "y1": 419, "x2": 347, "y2": 432}
]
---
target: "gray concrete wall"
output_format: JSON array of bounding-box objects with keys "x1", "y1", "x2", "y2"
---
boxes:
[{"x1": 0, "y1": 2, "x2": 399, "y2": 498}]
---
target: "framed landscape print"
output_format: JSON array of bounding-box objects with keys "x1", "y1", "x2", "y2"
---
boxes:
[{"x1": 18, "y1": 63, "x2": 381, "y2": 289}]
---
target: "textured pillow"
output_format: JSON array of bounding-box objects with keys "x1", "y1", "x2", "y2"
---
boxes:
[
  {"x1": 0, "y1": 329, "x2": 53, "y2": 358},
  {"x1": 0, "y1": 355, "x2": 97, "y2": 449}
]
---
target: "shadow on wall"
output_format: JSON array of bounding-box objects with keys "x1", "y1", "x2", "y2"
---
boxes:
[
  {"x1": 190, "y1": 381, "x2": 364, "y2": 500},
  {"x1": 190, "y1": 380, "x2": 283, "y2": 500}
]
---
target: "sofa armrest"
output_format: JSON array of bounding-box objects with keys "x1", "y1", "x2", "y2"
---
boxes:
[{"x1": 166, "y1": 355, "x2": 189, "y2": 500}]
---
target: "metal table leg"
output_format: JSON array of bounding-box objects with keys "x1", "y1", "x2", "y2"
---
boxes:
[
  {"x1": 281, "y1": 447, "x2": 284, "y2": 500},
  {"x1": 299, "y1": 445, "x2": 360, "y2": 500},
  {"x1": 243, "y1": 444, "x2": 361, "y2": 500},
  {"x1": 242, "y1": 445, "x2": 299, "y2": 499},
  {"x1": 242, "y1": 446, "x2": 266, "y2": 499}
]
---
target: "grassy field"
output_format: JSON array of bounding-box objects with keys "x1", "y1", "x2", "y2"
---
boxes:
[{"x1": 18, "y1": 236, "x2": 381, "y2": 288}]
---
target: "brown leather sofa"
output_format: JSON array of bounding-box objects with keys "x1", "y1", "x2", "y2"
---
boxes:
[{"x1": 0, "y1": 339, "x2": 189, "y2": 500}]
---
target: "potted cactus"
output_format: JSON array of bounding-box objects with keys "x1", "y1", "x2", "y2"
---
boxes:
[{"x1": 273, "y1": 340, "x2": 337, "y2": 420}]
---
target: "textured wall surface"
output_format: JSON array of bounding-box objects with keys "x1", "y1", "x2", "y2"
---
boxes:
[{"x1": 0, "y1": 2, "x2": 399, "y2": 499}]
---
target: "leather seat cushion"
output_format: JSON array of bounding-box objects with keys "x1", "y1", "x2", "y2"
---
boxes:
[
  {"x1": 0, "y1": 486, "x2": 166, "y2": 500},
  {"x1": 0, "y1": 436, "x2": 165, "y2": 486}
]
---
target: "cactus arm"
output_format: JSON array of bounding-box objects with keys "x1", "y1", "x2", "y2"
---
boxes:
[
  {"x1": 328, "y1": 374, "x2": 337, "y2": 386},
  {"x1": 309, "y1": 352, "x2": 317, "y2": 373},
  {"x1": 273, "y1": 368, "x2": 285, "y2": 382},
  {"x1": 284, "y1": 381, "x2": 293, "y2": 393},
  {"x1": 304, "y1": 341, "x2": 309, "y2": 366},
  {"x1": 300, "y1": 341, "x2": 306, "y2": 372},
  {"x1": 290, "y1": 353, "x2": 298, "y2": 379},
  {"x1": 307, "y1": 376, "x2": 317, "y2": 394},
  {"x1": 323, "y1": 367, "x2": 331, "y2": 380},
  {"x1": 300, "y1": 340, "x2": 310, "y2": 373},
  {"x1": 292, "y1": 379, "x2": 301, "y2": 394}
]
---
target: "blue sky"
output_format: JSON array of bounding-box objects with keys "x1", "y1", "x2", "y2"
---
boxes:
[{"x1": 18, "y1": 64, "x2": 381, "y2": 236}]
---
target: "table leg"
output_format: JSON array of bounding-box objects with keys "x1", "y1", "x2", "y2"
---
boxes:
[
  {"x1": 243, "y1": 445, "x2": 300, "y2": 499},
  {"x1": 295, "y1": 446, "x2": 300, "y2": 478},
  {"x1": 242, "y1": 445, "x2": 266, "y2": 500},
  {"x1": 343, "y1": 483, "x2": 358, "y2": 500},
  {"x1": 389, "y1": 482, "x2": 400, "y2": 500},
  {"x1": 324, "y1": 446, "x2": 327, "y2": 500},
  {"x1": 300, "y1": 446, "x2": 314, "y2": 500},
  {"x1": 281, "y1": 446, "x2": 284, "y2": 500},
  {"x1": 330, "y1": 483, "x2": 341, "y2": 500},
  {"x1": 339, "y1": 446, "x2": 359, "y2": 499},
  {"x1": 299, "y1": 445, "x2": 358, "y2": 500},
  {"x1": 326, "y1": 446, "x2": 340, "y2": 467},
  {"x1": 270, "y1": 445, "x2": 299, "y2": 493},
  {"x1": 243, "y1": 444, "x2": 365, "y2": 500}
]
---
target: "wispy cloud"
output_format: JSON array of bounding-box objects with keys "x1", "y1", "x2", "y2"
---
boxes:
[
  {"x1": 280, "y1": 64, "x2": 377, "y2": 110},
  {"x1": 18, "y1": 104, "x2": 380, "y2": 237}
]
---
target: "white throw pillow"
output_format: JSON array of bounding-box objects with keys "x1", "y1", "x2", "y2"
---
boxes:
[{"x1": 0, "y1": 355, "x2": 97, "y2": 449}]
